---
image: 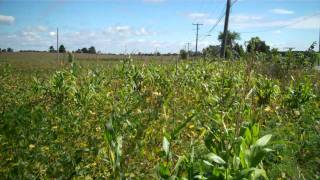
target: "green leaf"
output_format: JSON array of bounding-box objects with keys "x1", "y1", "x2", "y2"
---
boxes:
[
  {"x1": 163, "y1": 137, "x2": 170, "y2": 156},
  {"x1": 203, "y1": 160, "x2": 214, "y2": 167},
  {"x1": 252, "y1": 168, "x2": 268, "y2": 179},
  {"x1": 255, "y1": 134, "x2": 272, "y2": 146},
  {"x1": 194, "y1": 175, "x2": 208, "y2": 179},
  {"x1": 171, "y1": 113, "x2": 195, "y2": 139},
  {"x1": 158, "y1": 163, "x2": 170, "y2": 178},
  {"x1": 206, "y1": 153, "x2": 226, "y2": 164}
]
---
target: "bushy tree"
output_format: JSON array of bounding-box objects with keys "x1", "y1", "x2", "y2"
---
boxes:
[
  {"x1": 59, "y1": 45, "x2": 66, "y2": 53},
  {"x1": 6, "y1": 48, "x2": 13, "y2": 52},
  {"x1": 234, "y1": 43, "x2": 245, "y2": 57},
  {"x1": 246, "y1": 37, "x2": 270, "y2": 53},
  {"x1": 218, "y1": 31, "x2": 240, "y2": 49},
  {"x1": 81, "y1": 48, "x2": 88, "y2": 53},
  {"x1": 179, "y1": 49, "x2": 187, "y2": 60},
  {"x1": 307, "y1": 41, "x2": 317, "y2": 52},
  {"x1": 49, "y1": 46, "x2": 55, "y2": 53},
  {"x1": 88, "y1": 46, "x2": 96, "y2": 54},
  {"x1": 203, "y1": 45, "x2": 220, "y2": 58}
]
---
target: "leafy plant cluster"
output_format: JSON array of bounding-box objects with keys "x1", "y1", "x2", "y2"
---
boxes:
[{"x1": 0, "y1": 59, "x2": 319, "y2": 179}]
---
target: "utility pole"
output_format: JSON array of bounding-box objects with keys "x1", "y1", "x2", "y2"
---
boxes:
[
  {"x1": 187, "y1": 42, "x2": 190, "y2": 53},
  {"x1": 57, "y1": 27, "x2": 59, "y2": 64},
  {"x1": 186, "y1": 42, "x2": 191, "y2": 58},
  {"x1": 318, "y1": 26, "x2": 320, "y2": 53},
  {"x1": 220, "y1": 0, "x2": 231, "y2": 58},
  {"x1": 193, "y1": 23, "x2": 203, "y2": 55},
  {"x1": 318, "y1": 26, "x2": 320, "y2": 65}
]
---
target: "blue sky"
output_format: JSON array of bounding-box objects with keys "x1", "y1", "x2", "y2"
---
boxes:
[{"x1": 0, "y1": 0, "x2": 319, "y2": 53}]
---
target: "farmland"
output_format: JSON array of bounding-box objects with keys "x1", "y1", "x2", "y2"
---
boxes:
[{"x1": 0, "y1": 52, "x2": 319, "y2": 179}]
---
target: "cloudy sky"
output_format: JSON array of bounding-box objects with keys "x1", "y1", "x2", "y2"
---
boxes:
[{"x1": 0, "y1": 0, "x2": 319, "y2": 53}]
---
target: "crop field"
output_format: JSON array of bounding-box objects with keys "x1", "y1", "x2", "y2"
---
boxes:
[{"x1": 0, "y1": 52, "x2": 319, "y2": 179}]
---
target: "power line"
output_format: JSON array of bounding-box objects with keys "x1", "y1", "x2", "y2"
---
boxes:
[
  {"x1": 239, "y1": 12, "x2": 320, "y2": 34},
  {"x1": 200, "y1": 0, "x2": 239, "y2": 41}
]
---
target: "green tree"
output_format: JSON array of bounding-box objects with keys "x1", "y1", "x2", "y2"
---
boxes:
[
  {"x1": 179, "y1": 49, "x2": 187, "y2": 60},
  {"x1": 59, "y1": 45, "x2": 66, "y2": 53},
  {"x1": 307, "y1": 41, "x2": 317, "y2": 52},
  {"x1": 246, "y1": 37, "x2": 270, "y2": 53},
  {"x1": 7, "y1": 48, "x2": 13, "y2": 52},
  {"x1": 202, "y1": 45, "x2": 220, "y2": 58},
  {"x1": 234, "y1": 43, "x2": 245, "y2": 57},
  {"x1": 88, "y1": 46, "x2": 96, "y2": 54},
  {"x1": 81, "y1": 48, "x2": 88, "y2": 53},
  {"x1": 49, "y1": 46, "x2": 55, "y2": 53},
  {"x1": 218, "y1": 31, "x2": 240, "y2": 49}
]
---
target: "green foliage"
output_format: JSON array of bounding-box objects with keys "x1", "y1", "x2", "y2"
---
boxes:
[
  {"x1": 246, "y1": 37, "x2": 270, "y2": 54},
  {"x1": 179, "y1": 49, "x2": 188, "y2": 60},
  {"x1": 49, "y1": 46, "x2": 55, "y2": 53},
  {"x1": 68, "y1": 52, "x2": 74, "y2": 63},
  {"x1": 255, "y1": 75, "x2": 280, "y2": 106},
  {"x1": 0, "y1": 58, "x2": 319, "y2": 179},
  {"x1": 59, "y1": 44, "x2": 66, "y2": 53},
  {"x1": 284, "y1": 80, "x2": 314, "y2": 109},
  {"x1": 218, "y1": 31, "x2": 241, "y2": 48},
  {"x1": 88, "y1": 46, "x2": 96, "y2": 54},
  {"x1": 202, "y1": 45, "x2": 220, "y2": 59}
]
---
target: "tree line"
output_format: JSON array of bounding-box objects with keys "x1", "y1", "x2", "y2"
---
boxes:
[
  {"x1": 49, "y1": 45, "x2": 97, "y2": 54},
  {"x1": 180, "y1": 31, "x2": 318, "y2": 62},
  {"x1": 0, "y1": 48, "x2": 14, "y2": 53}
]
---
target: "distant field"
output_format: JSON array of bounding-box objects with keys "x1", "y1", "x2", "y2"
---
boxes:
[{"x1": 0, "y1": 52, "x2": 178, "y2": 71}]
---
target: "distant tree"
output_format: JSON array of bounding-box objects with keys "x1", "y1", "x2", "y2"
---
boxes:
[
  {"x1": 59, "y1": 45, "x2": 66, "y2": 53},
  {"x1": 2, "y1": 49, "x2": 7, "y2": 52},
  {"x1": 7, "y1": 48, "x2": 14, "y2": 52},
  {"x1": 75, "y1": 49, "x2": 82, "y2": 53},
  {"x1": 246, "y1": 37, "x2": 270, "y2": 53},
  {"x1": 203, "y1": 45, "x2": 221, "y2": 58},
  {"x1": 0, "y1": 48, "x2": 1, "y2": 52},
  {"x1": 179, "y1": 49, "x2": 187, "y2": 60},
  {"x1": 88, "y1": 46, "x2": 96, "y2": 54},
  {"x1": 307, "y1": 41, "x2": 317, "y2": 52},
  {"x1": 234, "y1": 43, "x2": 245, "y2": 57},
  {"x1": 49, "y1": 46, "x2": 55, "y2": 53},
  {"x1": 218, "y1": 31, "x2": 240, "y2": 48},
  {"x1": 81, "y1": 48, "x2": 88, "y2": 53}
]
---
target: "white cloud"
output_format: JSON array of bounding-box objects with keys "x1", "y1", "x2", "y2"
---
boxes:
[
  {"x1": 270, "y1": 8, "x2": 294, "y2": 15},
  {"x1": 186, "y1": 12, "x2": 218, "y2": 25},
  {"x1": 231, "y1": 14, "x2": 263, "y2": 23},
  {"x1": 188, "y1": 13, "x2": 208, "y2": 19},
  {"x1": 36, "y1": 25, "x2": 47, "y2": 32},
  {"x1": 0, "y1": 15, "x2": 15, "y2": 25},
  {"x1": 289, "y1": 14, "x2": 320, "y2": 29},
  {"x1": 230, "y1": 13, "x2": 320, "y2": 30},
  {"x1": 49, "y1": 32, "x2": 56, "y2": 36},
  {"x1": 104, "y1": 25, "x2": 154, "y2": 37}
]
